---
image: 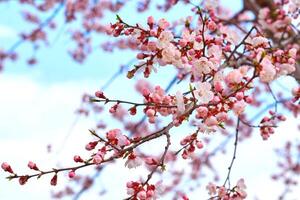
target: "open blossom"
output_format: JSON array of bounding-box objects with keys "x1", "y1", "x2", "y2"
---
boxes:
[
  {"x1": 225, "y1": 70, "x2": 243, "y2": 85},
  {"x1": 206, "y1": 182, "x2": 217, "y2": 195},
  {"x1": 93, "y1": 147, "x2": 106, "y2": 165},
  {"x1": 208, "y1": 45, "x2": 222, "y2": 63},
  {"x1": 176, "y1": 91, "x2": 185, "y2": 114},
  {"x1": 156, "y1": 31, "x2": 173, "y2": 49},
  {"x1": 233, "y1": 100, "x2": 246, "y2": 115},
  {"x1": 259, "y1": 56, "x2": 276, "y2": 83},
  {"x1": 160, "y1": 44, "x2": 180, "y2": 64},
  {"x1": 194, "y1": 82, "x2": 214, "y2": 104},
  {"x1": 192, "y1": 57, "x2": 215, "y2": 77},
  {"x1": 158, "y1": 18, "x2": 170, "y2": 30},
  {"x1": 220, "y1": 25, "x2": 240, "y2": 45},
  {"x1": 252, "y1": 36, "x2": 269, "y2": 47},
  {"x1": 106, "y1": 129, "x2": 130, "y2": 147},
  {"x1": 125, "y1": 152, "x2": 142, "y2": 169},
  {"x1": 236, "y1": 178, "x2": 247, "y2": 198}
]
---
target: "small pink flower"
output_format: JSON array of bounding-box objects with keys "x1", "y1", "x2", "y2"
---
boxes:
[
  {"x1": 225, "y1": 70, "x2": 243, "y2": 85},
  {"x1": 125, "y1": 153, "x2": 142, "y2": 169},
  {"x1": 206, "y1": 182, "x2": 217, "y2": 195},
  {"x1": 194, "y1": 82, "x2": 214, "y2": 104},
  {"x1": 196, "y1": 106, "x2": 208, "y2": 118},
  {"x1": 158, "y1": 18, "x2": 170, "y2": 30},
  {"x1": 93, "y1": 154, "x2": 103, "y2": 165},
  {"x1": 207, "y1": 20, "x2": 217, "y2": 31},
  {"x1": 252, "y1": 36, "x2": 269, "y2": 47},
  {"x1": 205, "y1": 116, "x2": 218, "y2": 126},
  {"x1": 259, "y1": 57, "x2": 276, "y2": 83},
  {"x1": 236, "y1": 178, "x2": 247, "y2": 198},
  {"x1": 233, "y1": 100, "x2": 246, "y2": 115}
]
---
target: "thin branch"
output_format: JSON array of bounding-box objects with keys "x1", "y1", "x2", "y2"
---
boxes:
[{"x1": 223, "y1": 118, "x2": 240, "y2": 188}]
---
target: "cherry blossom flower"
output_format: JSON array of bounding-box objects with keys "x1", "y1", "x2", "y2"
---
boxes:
[
  {"x1": 194, "y1": 82, "x2": 214, "y2": 104},
  {"x1": 259, "y1": 56, "x2": 276, "y2": 83},
  {"x1": 252, "y1": 36, "x2": 269, "y2": 47},
  {"x1": 235, "y1": 178, "x2": 247, "y2": 198},
  {"x1": 206, "y1": 182, "x2": 217, "y2": 195},
  {"x1": 156, "y1": 31, "x2": 173, "y2": 49},
  {"x1": 192, "y1": 57, "x2": 215, "y2": 77},
  {"x1": 233, "y1": 100, "x2": 246, "y2": 115},
  {"x1": 125, "y1": 152, "x2": 142, "y2": 169}
]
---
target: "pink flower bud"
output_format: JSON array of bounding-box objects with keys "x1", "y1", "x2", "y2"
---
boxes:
[
  {"x1": 147, "y1": 16, "x2": 154, "y2": 25},
  {"x1": 50, "y1": 174, "x2": 57, "y2": 186},
  {"x1": 28, "y1": 161, "x2": 39, "y2": 171},
  {"x1": 85, "y1": 141, "x2": 98, "y2": 151},
  {"x1": 19, "y1": 176, "x2": 29, "y2": 185},
  {"x1": 245, "y1": 96, "x2": 253, "y2": 104},
  {"x1": 95, "y1": 91, "x2": 106, "y2": 99},
  {"x1": 1, "y1": 162, "x2": 14, "y2": 174},
  {"x1": 196, "y1": 141, "x2": 203, "y2": 149},
  {"x1": 68, "y1": 170, "x2": 76, "y2": 178},
  {"x1": 74, "y1": 155, "x2": 84, "y2": 163}
]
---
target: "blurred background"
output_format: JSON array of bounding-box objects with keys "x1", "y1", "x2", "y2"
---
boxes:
[{"x1": 0, "y1": 0, "x2": 299, "y2": 199}]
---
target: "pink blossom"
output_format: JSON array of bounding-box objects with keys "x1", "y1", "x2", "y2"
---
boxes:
[
  {"x1": 205, "y1": 116, "x2": 218, "y2": 126},
  {"x1": 206, "y1": 182, "x2": 217, "y2": 195},
  {"x1": 157, "y1": 31, "x2": 173, "y2": 49},
  {"x1": 236, "y1": 178, "x2": 247, "y2": 198},
  {"x1": 252, "y1": 36, "x2": 269, "y2": 47},
  {"x1": 233, "y1": 100, "x2": 246, "y2": 115},
  {"x1": 192, "y1": 57, "x2": 215, "y2": 77},
  {"x1": 194, "y1": 82, "x2": 214, "y2": 104},
  {"x1": 225, "y1": 70, "x2": 243, "y2": 85},
  {"x1": 158, "y1": 18, "x2": 170, "y2": 30},
  {"x1": 93, "y1": 154, "x2": 103, "y2": 164},
  {"x1": 259, "y1": 57, "x2": 276, "y2": 83},
  {"x1": 196, "y1": 106, "x2": 208, "y2": 118},
  {"x1": 208, "y1": 45, "x2": 222, "y2": 62},
  {"x1": 125, "y1": 153, "x2": 142, "y2": 169}
]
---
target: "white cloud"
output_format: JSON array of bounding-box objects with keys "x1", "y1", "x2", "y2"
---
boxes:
[{"x1": 0, "y1": 75, "x2": 100, "y2": 199}]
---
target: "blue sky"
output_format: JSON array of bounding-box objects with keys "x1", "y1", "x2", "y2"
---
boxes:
[{"x1": 0, "y1": 0, "x2": 299, "y2": 199}]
